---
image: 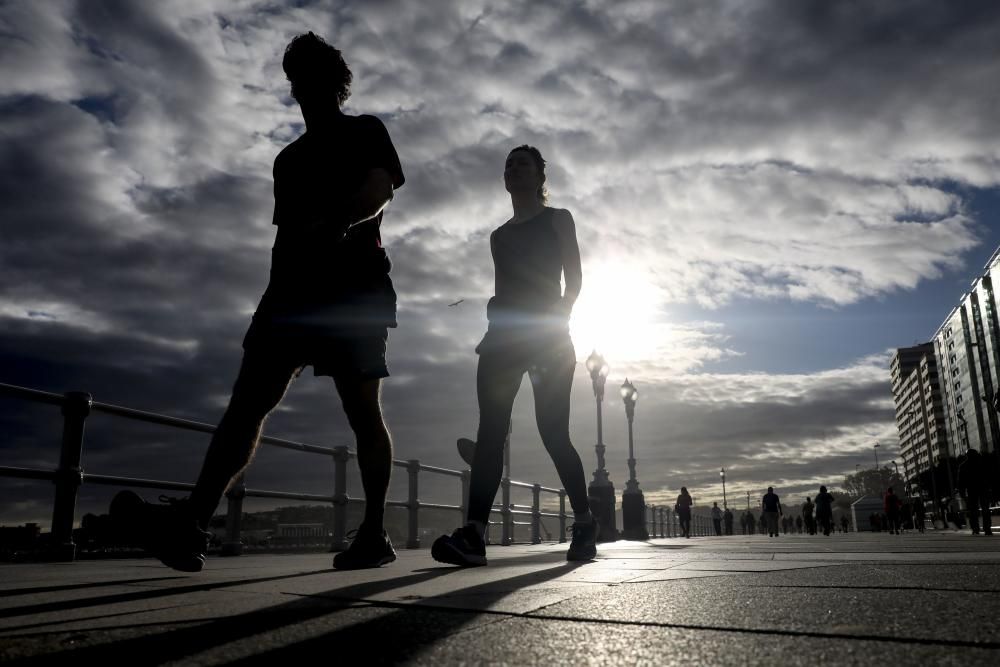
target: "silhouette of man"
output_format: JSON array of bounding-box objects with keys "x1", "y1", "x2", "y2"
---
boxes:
[
  {"x1": 711, "y1": 502, "x2": 723, "y2": 536},
  {"x1": 959, "y1": 449, "x2": 994, "y2": 535},
  {"x1": 802, "y1": 496, "x2": 815, "y2": 535},
  {"x1": 111, "y1": 33, "x2": 405, "y2": 572},
  {"x1": 723, "y1": 506, "x2": 734, "y2": 535},
  {"x1": 883, "y1": 487, "x2": 902, "y2": 535},
  {"x1": 815, "y1": 485, "x2": 835, "y2": 536},
  {"x1": 913, "y1": 498, "x2": 926, "y2": 533},
  {"x1": 762, "y1": 487, "x2": 782, "y2": 537}
]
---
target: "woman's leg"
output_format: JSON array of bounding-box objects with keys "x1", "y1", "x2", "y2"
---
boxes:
[
  {"x1": 465, "y1": 352, "x2": 525, "y2": 525},
  {"x1": 529, "y1": 347, "x2": 590, "y2": 516}
]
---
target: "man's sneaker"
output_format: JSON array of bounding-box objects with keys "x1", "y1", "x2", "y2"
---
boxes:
[
  {"x1": 566, "y1": 518, "x2": 598, "y2": 561},
  {"x1": 109, "y1": 490, "x2": 210, "y2": 572},
  {"x1": 431, "y1": 525, "x2": 487, "y2": 566},
  {"x1": 333, "y1": 525, "x2": 396, "y2": 570}
]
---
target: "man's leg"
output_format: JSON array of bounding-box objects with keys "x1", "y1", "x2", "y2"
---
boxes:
[
  {"x1": 190, "y1": 351, "x2": 300, "y2": 527},
  {"x1": 976, "y1": 493, "x2": 992, "y2": 534},
  {"x1": 334, "y1": 376, "x2": 392, "y2": 531}
]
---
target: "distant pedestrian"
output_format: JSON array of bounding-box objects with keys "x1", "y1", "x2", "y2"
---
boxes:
[
  {"x1": 913, "y1": 499, "x2": 926, "y2": 533},
  {"x1": 883, "y1": 487, "x2": 902, "y2": 535},
  {"x1": 958, "y1": 449, "x2": 994, "y2": 535},
  {"x1": 795, "y1": 515, "x2": 803, "y2": 533},
  {"x1": 762, "y1": 487, "x2": 783, "y2": 537},
  {"x1": 675, "y1": 487, "x2": 693, "y2": 538},
  {"x1": 743, "y1": 510, "x2": 754, "y2": 535},
  {"x1": 840, "y1": 515, "x2": 849, "y2": 533},
  {"x1": 815, "y1": 486, "x2": 835, "y2": 536},
  {"x1": 802, "y1": 497, "x2": 816, "y2": 535},
  {"x1": 711, "y1": 502, "x2": 723, "y2": 536},
  {"x1": 724, "y1": 506, "x2": 734, "y2": 535}
]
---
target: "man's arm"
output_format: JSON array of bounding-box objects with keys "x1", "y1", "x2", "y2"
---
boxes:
[{"x1": 303, "y1": 167, "x2": 395, "y2": 235}]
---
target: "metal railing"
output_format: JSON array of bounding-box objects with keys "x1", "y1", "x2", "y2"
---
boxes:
[
  {"x1": 643, "y1": 505, "x2": 722, "y2": 538},
  {"x1": 0, "y1": 381, "x2": 568, "y2": 561}
]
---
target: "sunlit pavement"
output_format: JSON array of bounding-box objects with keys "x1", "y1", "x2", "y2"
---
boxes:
[{"x1": 2, "y1": 532, "x2": 1000, "y2": 665}]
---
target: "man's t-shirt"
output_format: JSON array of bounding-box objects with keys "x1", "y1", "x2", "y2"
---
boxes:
[
  {"x1": 815, "y1": 492, "x2": 834, "y2": 515},
  {"x1": 762, "y1": 492, "x2": 781, "y2": 512},
  {"x1": 260, "y1": 114, "x2": 405, "y2": 328}
]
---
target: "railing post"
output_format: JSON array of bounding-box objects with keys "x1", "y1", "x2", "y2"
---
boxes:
[
  {"x1": 407, "y1": 460, "x2": 420, "y2": 549},
  {"x1": 558, "y1": 490, "x2": 567, "y2": 543},
  {"x1": 331, "y1": 446, "x2": 349, "y2": 551},
  {"x1": 460, "y1": 469, "x2": 471, "y2": 522},
  {"x1": 52, "y1": 391, "x2": 91, "y2": 562},
  {"x1": 501, "y1": 477, "x2": 512, "y2": 545},
  {"x1": 222, "y1": 474, "x2": 245, "y2": 556},
  {"x1": 531, "y1": 484, "x2": 541, "y2": 544}
]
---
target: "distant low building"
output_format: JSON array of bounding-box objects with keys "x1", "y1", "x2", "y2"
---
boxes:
[
  {"x1": 275, "y1": 523, "x2": 326, "y2": 540},
  {"x1": 851, "y1": 496, "x2": 883, "y2": 532}
]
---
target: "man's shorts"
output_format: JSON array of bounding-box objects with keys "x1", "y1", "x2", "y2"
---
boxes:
[{"x1": 242, "y1": 312, "x2": 389, "y2": 381}]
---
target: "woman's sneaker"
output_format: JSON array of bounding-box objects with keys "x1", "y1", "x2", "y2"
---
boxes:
[
  {"x1": 431, "y1": 525, "x2": 487, "y2": 566},
  {"x1": 333, "y1": 525, "x2": 397, "y2": 570},
  {"x1": 109, "y1": 490, "x2": 210, "y2": 572},
  {"x1": 566, "y1": 518, "x2": 598, "y2": 561}
]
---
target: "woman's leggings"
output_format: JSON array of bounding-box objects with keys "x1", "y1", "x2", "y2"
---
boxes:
[{"x1": 466, "y1": 344, "x2": 591, "y2": 525}]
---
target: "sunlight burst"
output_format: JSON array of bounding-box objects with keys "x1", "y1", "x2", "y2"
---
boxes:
[{"x1": 569, "y1": 263, "x2": 667, "y2": 366}]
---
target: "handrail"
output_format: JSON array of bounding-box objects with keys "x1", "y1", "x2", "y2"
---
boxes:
[{"x1": 0, "y1": 381, "x2": 569, "y2": 560}]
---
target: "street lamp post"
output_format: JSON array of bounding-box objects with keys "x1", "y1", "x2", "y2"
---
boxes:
[
  {"x1": 874, "y1": 442, "x2": 881, "y2": 492},
  {"x1": 620, "y1": 378, "x2": 647, "y2": 539},
  {"x1": 585, "y1": 351, "x2": 617, "y2": 541},
  {"x1": 906, "y1": 408, "x2": 937, "y2": 520},
  {"x1": 720, "y1": 468, "x2": 727, "y2": 509}
]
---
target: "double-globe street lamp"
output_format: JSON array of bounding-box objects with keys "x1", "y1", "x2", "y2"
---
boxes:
[
  {"x1": 585, "y1": 351, "x2": 617, "y2": 541},
  {"x1": 620, "y1": 378, "x2": 648, "y2": 539}
]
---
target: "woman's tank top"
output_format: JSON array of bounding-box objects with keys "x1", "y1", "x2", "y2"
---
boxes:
[{"x1": 488, "y1": 207, "x2": 563, "y2": 323}]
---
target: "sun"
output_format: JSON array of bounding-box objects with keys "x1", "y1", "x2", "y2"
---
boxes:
[{"x1": 569, "y1": 262, "x2": 666, "y2": 367}]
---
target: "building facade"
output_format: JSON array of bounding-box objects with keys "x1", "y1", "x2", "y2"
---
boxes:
[
  {"x1": 893, "y1": 247, "x2": 1000, "y2": 492},
  {"x1": 891, "y1": 343, "x2": 948, "y2": 484},
  {"x1": 931, "y1": 248, "x2": 1000, "y2": 458}
]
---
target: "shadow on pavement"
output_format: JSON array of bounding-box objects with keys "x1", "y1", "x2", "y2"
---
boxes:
[{"x1": 5, "y1": 560, "x2": 585, "y2": 664}]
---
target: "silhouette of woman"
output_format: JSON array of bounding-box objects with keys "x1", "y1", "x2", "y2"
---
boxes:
[
  {"x1": 676, "y1": 487, "x2": 693, "y2": 538},
  {"x1": 433, "y1": 146, "x2": 597, "y2": 566}
]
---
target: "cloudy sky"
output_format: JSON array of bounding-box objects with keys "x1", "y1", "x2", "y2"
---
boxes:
[{"x1": 3, "y1": 0, "x2": 1000, "y2": 528}]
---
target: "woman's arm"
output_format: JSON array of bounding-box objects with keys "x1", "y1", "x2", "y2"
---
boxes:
[{"x1": 552, "y1": 209, "x2": 582, "y2": 316}]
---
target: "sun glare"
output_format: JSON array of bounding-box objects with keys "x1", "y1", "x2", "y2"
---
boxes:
[{"x1": 569, "y1": 263, "x2": 666, "y2": 366}]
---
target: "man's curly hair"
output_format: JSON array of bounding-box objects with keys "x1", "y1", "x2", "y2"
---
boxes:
[{"x1": 282, "y1": 32, "x2": 352, "y2": 106}]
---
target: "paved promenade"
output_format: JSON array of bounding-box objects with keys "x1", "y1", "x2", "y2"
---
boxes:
[{"x1": 2, "y1": 532, "x2": 999, "y2": 665}]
